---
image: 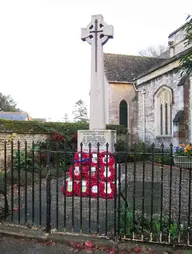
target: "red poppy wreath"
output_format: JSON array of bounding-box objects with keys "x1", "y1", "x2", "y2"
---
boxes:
[
  {"x1": 84, "y1": 165, "x2": 98, "y2": 180},
  {"x1": 100, "y1": 181, "x2": 115, "y2": 199},
  {"x1": 90, "y1": 152, "x2": 102, "y2": 166},
  {"x1": 89, "y1": 180, "x2": 99, "y2": 198},
  {"x1": 99, "y1": 165, "x2": 115, "y2": 181},
  {"x1": 61, "y1": 178, "x2": 79, "y2": 197},
  {"x1": 75, "y1": 180, "x2": 89, "y2": 197},
  {"x1": 68, "y1": 165, "x2": 89, "y2": 180},
  {"x1": 99, "y1": 151, "x2": 115, "y2": 166}
]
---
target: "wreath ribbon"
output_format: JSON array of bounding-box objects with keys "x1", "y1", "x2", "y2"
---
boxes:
[{"x1": 74, "y1": 152, "x2": 89, "y2": 165}]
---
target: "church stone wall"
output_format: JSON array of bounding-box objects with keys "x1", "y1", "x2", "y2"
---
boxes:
[
  {"x1": 108, "y1": 82, "x2": 138, "y2": 143},
  {"x1": 190, "y1": 76, "x2": 192, "y2": 142},
  {"x1": 168, "y1": 24, "x2": 190, "y2": 57},
  {"x1": 137, "y1": 69, "x2": 190, "y2": 148}
]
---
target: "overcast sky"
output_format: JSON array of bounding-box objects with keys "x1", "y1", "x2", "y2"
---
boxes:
[{"x1": 0, "y1": 0, "x2": 191, "y2": 121}]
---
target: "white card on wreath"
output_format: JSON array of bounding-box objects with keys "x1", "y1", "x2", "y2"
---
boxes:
[
  {"x1": 74, "y1": 166, "x2": 80, "y2": 176},
  {"x1": 92, "y1": 185, "x2": 98, "y2": 193},
  {"x1": 67, "y1": 180, "x2": 73, "y2": 192},
  {"x1": 104, "y1": 182, "x2": 112, "y2": 194},
  {"x1": 103, "y1": 155, "x2": 110, "y2": 164},
  {"x1": 91, "y1": 166, "x2": 96, "y2": 176},
  {"x1": 82, "y1": 180, "x2": 87, "y2": 193},
  {"x1": 92, "y1": 154, "x2": 97, "y2": 163},
  {"x1": 104, "y1": 167, "x2": 111, "y2": 177}
]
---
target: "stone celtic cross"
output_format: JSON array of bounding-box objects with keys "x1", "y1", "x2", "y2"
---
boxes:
[{"x1": 81, "y1": 15, "x2": 113, "y2": 130}]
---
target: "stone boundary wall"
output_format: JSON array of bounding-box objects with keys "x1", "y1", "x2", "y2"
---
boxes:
[
  {"x1": 0, "y1": 132, "x2": 126, "y2": 171},
  {"x1": 0, "y1": 133, "x2": 50, "y2": 171},
  {"x1": 0, "y1": 133, "x2": 50, "y2": 148}
]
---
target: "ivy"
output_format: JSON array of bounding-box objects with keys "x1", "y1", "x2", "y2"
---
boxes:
[{"x1": 180, "y1": 15, "x2": 192, "y2": 76}]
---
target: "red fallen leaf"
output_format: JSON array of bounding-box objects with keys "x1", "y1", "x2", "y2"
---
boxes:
[
  {"x1": 85, "y1": 241, "x2": 94, "y2": 250},
  {"x1": 109, "y1": 248, "x2": 116, "y2": 254},
  {"x1": 52, "y1": 242, "x2": 56, "y2": 246},
  {"x1": 40, "y1": 241, "x2": 54, "y2": 246},
  {"x1": 76, "y1": 243, "x2": 84, "y2": 249},
  {"x1": 69, "y1": 241, "x2": 76, "y2": 248},
  {"x1": 97, "y1": 246, "x2": 106, "y2": 251},
  {"x1": 105, "y1": 247, "x2": 112, "y2": 252},
  {"x1": 41, "y1": 242, "x2": 47, "y2": 246},
  {"x1": 135, "y1": 246, "x2": 142, "y2": 252},
  {"x1": 13, "y1": 207, "x2": 18, "y2": 212}
]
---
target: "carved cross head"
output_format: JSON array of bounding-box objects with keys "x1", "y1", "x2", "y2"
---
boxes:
[{"x1": 81, "y1": 14, "x2": 113, "y2": 46}]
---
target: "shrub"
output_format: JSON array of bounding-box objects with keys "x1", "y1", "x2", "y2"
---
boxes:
[
  {"x1": 34, "y1": 132, "x2": 74, "y2": 168},
  {"x1": 152, "y1": 154, "x2": 171, "y2": 165},
  {"x1": 120, "y1": 207, "x2": 188, "y2": 240}
]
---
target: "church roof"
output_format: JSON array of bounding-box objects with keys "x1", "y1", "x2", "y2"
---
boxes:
[
  {"x1": 104, "y1": 53, "x2": 166, "y2": 82},
  {"x1": 136, "y1": 47, "x2": 192, "y2": 80}
]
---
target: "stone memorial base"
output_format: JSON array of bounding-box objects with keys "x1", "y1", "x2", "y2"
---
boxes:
[{"x1": 77, "y1": 130, "x2": 116, "y2": 153}]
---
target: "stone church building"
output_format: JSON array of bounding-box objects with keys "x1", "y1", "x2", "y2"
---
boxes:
[{"x1": 104, "y1": 22, "x2": 192, "y2": 147}]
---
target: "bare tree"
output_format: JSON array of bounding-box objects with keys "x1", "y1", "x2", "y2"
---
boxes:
[
  {"x1": 72, "y1": 99, "x2": 88, "y2": 122},
  {"x1": 63, "y1": 113, "x2": 69, "y2": 122},
  {"x1": 138, "y1": 45, "x2": 169, "y2": 58},
  {"x1": 0, "y1": 92, "x2": 19, "y2": 112}
]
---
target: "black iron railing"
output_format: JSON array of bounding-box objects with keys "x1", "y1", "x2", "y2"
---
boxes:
[{"x1": 0, "y1": 141, "x2": 191, "y2": 247}]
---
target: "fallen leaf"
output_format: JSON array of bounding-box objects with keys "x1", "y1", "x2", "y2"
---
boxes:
[
  {"x1": 135, "y1": 246, "x2": 142, "y2": 253},
  {"x1": 69, "y1": 241, "x2": 76, "y2": 248},
  {"x1": 85, "y1": 240, "x2": 94, "y2": 250},
  {"x1": 76, "y1": 243, "x2": 84, "y2": 249},
  {"x1": 13, "y1": 207, "x2": 18, "y2": 212},
  {"x1": 97, "y1": 246, "x2": 106, "y2": 251},
  {"x1": 51, "y1": 241, "x2": 56, "y2": 246}
]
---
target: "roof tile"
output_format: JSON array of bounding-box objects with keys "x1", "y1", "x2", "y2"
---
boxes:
[{"x1": 104, "y1": 53, "x2": 166, "y2": 82}]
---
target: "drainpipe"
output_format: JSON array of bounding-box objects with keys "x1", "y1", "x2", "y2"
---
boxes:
[
  {"x1": 142, "y1": 90, "x2": 146, "y2": 142},
  {"x1": 133, "y1": 82, "x2": 146, "y2": 142}
]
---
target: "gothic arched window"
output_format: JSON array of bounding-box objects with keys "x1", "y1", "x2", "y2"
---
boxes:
[
  {"x1": 119, "y1": 100, "x2": 128, "y2": 128},
  {"x1": 154, "y1": 86, "x2": 172, "y2": 136}
]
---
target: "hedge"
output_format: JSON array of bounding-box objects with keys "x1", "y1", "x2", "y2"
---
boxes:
[{"x1": 0, "y1": 119, "x2": 127, "y2": 140}]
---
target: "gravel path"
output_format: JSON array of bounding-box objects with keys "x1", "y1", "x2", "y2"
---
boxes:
[{"x1": 120, "y1": 162, "x2": 192, "y2": 221}]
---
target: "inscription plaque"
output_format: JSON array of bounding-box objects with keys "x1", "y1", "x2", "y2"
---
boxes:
[{"x1": 78, "y1": 130, "x2": 116, "y2": 153}]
